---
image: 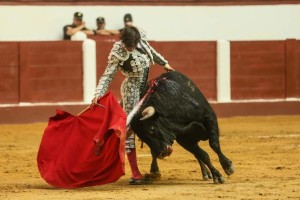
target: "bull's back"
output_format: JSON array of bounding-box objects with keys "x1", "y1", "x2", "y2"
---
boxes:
[
  {"x1": 160, "y1": 71, "x2": 211, "y2": 108},
  {"x1": 143, "y1": 71, "x2": 215, "y2": 122}
]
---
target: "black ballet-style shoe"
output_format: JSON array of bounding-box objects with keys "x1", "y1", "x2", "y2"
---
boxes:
[{"x1": 129, "y1": 177, "x2": 153, "y2": 185}]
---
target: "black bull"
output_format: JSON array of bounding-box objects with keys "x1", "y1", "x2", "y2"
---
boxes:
[{"x1": 127, "y1": 71, "x2": 234, "y2": 184}]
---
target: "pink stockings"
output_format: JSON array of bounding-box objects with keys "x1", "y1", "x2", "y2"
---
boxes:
[{"x1": 126, "y1": 148, "x2": 143, "y2": 179}]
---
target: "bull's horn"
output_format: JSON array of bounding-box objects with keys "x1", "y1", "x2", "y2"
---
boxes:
[{"x1": 140, "y1": 106, "x2": 155, "y2": 120}]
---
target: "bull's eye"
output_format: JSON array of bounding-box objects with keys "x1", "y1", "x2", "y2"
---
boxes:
[{"x1": 149, "y1": 126, "x2": 154, "y2": 134}]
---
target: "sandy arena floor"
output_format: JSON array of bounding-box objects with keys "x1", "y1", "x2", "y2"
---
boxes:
[{"x1": 0, "y1": 115, "x2": 300, "y2": 200}]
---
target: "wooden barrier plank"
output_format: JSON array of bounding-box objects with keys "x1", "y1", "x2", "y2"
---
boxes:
[
  {"x1": 151, "y1": 41, "x2": 217, "y2": 100},
  {"x1": 0, "y1": 42, "x2": 19, "y2": 104},
  {"x1": 231, "y1": 41, "x2": 286, "y2": 100},
  {"x1": 285, "y1": 39, "x2": 298, "y2": 98},
  {"x1": 291, "y1": 40, "x2": 300, "y2": 97},
  {"x1": 19, "y1": 41, "x2": 83, "y2": 102},
  {"x1": 296, "y1": 41, "x2": 300, "y2": 97}
]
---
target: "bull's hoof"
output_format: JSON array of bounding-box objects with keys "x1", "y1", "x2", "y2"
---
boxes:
[
  {"x1": 203, "y1": 173, "x2": 212, "y2": 181},
  {"x1": 224, "y1": 163, "x2": 235, "y2": 176},
  {"x1": 213, "y1": 176, "x2": 225, "y2": 184},
  {"x1": 145, "y1": 171, "x2": 161, "y2": 181}
]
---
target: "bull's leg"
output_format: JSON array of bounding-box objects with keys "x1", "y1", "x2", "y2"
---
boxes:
[
  {"x1": 209, "y1": 132, "x2": 234, "y2": 175},
  {"x1": 205, "y1": 117, "x2": 234, "y2": 176},
  {"x1": 150, "y1": 155, "x2": 159, "y2": 173},
  {"x1": 180, "y1": 122, "x2": 212, "y2": 180},
  {"x1": 146, "y1": 153, "x2": 161, "y2": 181},
  {"x1": 199, "y1": 160, "x2": 212, "y2": 180},
  {"x1": 176, "y1": 136, "x2": 225, "y2": 184}
]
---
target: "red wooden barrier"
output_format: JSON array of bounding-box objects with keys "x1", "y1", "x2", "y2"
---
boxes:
[
  {"x1": 0, "y1": 42, "x2": 19, "y2": 104},
  {"x1": 2, "y1": 39, "x2": 300, "y2": 123},
  {"x1": 19, "y1": 41, "x2": 83, "y2": 102},
  {"x1": 0, "y1": 39, "x2": 299, "y2": 105},
  {"x1": 285, "y1": 39, "x2": 300, "y2": 98},
  {"x1": 231, "y1": 41, "x2": 286, "y2": 100},
  {"x1": 295, "y1": 41, "x2": 300, "y2": 97},
  {"x1": 151, "y1": 41, "x2": 217, "y2": 100}
]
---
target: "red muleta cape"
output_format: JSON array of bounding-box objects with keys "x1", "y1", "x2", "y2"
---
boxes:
[{"x1": 37, "y1": 92, "x2": 126, "y2": 188}]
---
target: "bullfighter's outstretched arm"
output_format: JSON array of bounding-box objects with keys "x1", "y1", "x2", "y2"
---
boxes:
[
  {"x1": 143, "y1": 39, "x2": 168, "y2": 66},
  {"x1": 149, "y1": 44, "x2": 168, "y2": 66},
  {"x1": 139, "y1": 30, "x2": 168, "y2": 67},
  {"x1": 94, "y1": 55, "x2": 119, "y2": 98}
]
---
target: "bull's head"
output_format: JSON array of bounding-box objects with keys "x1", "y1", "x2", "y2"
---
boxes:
[
  {"x1": 131, "y1": 106, "x2": 174, "y2": 159},
  {"x1": 127, "y1": 72, "x2": 186, "y2": 159}
]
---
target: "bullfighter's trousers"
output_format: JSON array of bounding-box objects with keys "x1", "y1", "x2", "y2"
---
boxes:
[{"x1": 121, "y1": 76, "x2": 144, "y2": 153}]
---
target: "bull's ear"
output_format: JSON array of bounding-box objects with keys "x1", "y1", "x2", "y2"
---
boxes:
[{"x1": 140, "y1": 106, "x2": 155, "y2": 120}]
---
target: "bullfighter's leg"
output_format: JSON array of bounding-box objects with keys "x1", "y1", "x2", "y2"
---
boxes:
[
  {"x1": 122, "y1": 77, "x2": 152, "y2": 185},
  {"x1": 176, "y1": 136, "x2": 225, "y2": 184},
  {"x1": 205, "y1": 117, "x2": 235, "y2": 176}
]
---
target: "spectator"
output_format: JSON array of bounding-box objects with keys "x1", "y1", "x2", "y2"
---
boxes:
[
  {"x1": 63, "y1": 12, "x2": 94, "y2": 40},
  {"x1": 119, "y1": 13, "x2": 133, "y2": 33},
  {"x1": 94, "y1": 17, "x2": 120, "y2": 36}
]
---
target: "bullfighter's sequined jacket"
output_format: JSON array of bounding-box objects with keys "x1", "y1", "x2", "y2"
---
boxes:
[{"x1": 94, "y1": 30, "x2": 168, "y2": 99}]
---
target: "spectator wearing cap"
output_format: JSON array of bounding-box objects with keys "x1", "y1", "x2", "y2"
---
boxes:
[
  {"x1": 119, "y1": 13, "x2": 133, "y2": 33},
  {"x1": 94, "y1": 17, "x2": 120, "y2": 36},
  {"x1": 63, "y1": 12, "x2": 94, "y2": 40}
]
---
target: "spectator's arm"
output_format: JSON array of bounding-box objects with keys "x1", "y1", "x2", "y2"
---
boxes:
[
  {"x1": 66, "y1": 24, "x2": 86, "y2": 36},
  {"x1": 96, "y1": 29, "x2": 112, "y2": 36},
  {"x1": 82, "y1": 29, "x2": 95, "y2": 36},
  {"x1": 107, "y1": 29, "x2": 120, "y2": 35}
]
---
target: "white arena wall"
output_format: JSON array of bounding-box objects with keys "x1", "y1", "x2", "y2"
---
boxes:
[{"x1": 0, "y1": 4, "x2": 300, "y2": 41}]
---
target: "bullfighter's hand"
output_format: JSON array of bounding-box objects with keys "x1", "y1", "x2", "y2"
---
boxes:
[
  {"x1": 91, "y1": 96, "x2": 99, "y2": 107},
  {"x1": 164, "y1": 64, "x2": 175, "y2": 72}
]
